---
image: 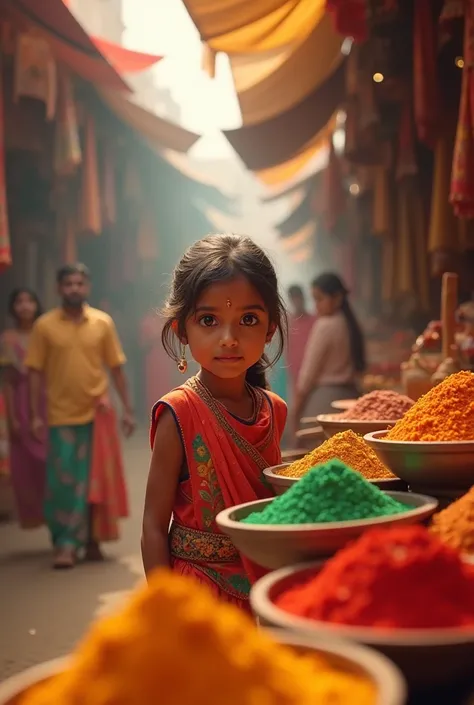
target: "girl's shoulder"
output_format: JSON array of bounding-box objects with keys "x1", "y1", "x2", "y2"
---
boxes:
[{"x1": 150, "y1": 384, "x2": 195, "y2": 449}]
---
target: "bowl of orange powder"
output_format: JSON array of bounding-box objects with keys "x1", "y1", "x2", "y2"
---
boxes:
[
  {"x1": 363, "y1": 372, "x2": 474, "y2": 496},
  {"x1": 250, "y1": 525, "x2": 474, "y2": 688},
  {"x1": 0, "y1": 571, "x2": 407, "y2": 705}
]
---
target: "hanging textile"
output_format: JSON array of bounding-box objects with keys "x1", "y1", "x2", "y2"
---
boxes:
[
  {"x1": 450, "y1": 1, "x2": 474, "y2": 217},
  {"x1": 63, "y1": 218, "x2": 77, "y2": 264},
  {"x1": 80, "y1": 115, "x2": 102, "y2": 235},
  {"x1": 102, "y1": 139, "x2": 117, "y2": 227},
  {"x1": 14, "y1": 31, "x2": 57, "y2": 120},
  {"x1": 54, "y1": 71, "x2": 81, "y2": 176},
  {"x1": 232, "y1": 13, "x2": 343, "y2": 125},
  {"x1": 413, "y1": 0, "x2": 438, "y2": 148},
  {"x1": 326, "y1": 0, "x2": 368, "y2": 43},
  {"x1": 320, "y1": 138, "x2": 346, "y2": 232},
  {"x1": 0, "y1": 53, "x2": 11, "y2": 272},
  {"x1": 183, "y1": 0, "x2": 325, "y2": 55}
]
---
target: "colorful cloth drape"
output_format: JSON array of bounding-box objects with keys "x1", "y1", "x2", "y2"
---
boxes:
[
  {"x1": 413, "y1": 0, "x2": 438, "y2": 148},
  {"x1": 0, "y1": 53, "x2": 11, "y2": 272},
  {"x1": 150, "y1": 377, "x2": 286, "y2": 609}
]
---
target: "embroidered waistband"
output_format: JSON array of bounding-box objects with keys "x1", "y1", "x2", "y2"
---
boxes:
[{"x1": 169, "y1": 522, "x2": 240, "y2": 564}]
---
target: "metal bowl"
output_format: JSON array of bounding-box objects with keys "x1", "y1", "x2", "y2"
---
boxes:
[
  {"x1": 332, "y1": 398, "x2": 359, "y2": 411},
  {"x1": 318, "y1": 414, "x2": 397, "y2": 439},
  {"x1": 251, "y1": 562, "x2": 474, "y2": 688},
  {"x1": 0, "y1": 639, "x2": 406, "y2": 705},
  {"x1": 216, "y1": 492, "x2": 438, "y2": 570},
  {"x1": 364, "y1": 431, "x2": 474, "y2": 491},
  {"x1": 295, "y1": 426, "x2": 324, "y2": 450},
  {"x1": 263, "y1": 464, "x2": 408, "y2": 497}
]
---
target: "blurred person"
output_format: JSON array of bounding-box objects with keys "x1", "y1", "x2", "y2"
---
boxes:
[
  {"x1": 26, "y1": 264, "x2": 135, "y2": 569},
  {"x1": 0, "y1": 289, "x2": 46, "y2": 528},
  {"x1": 290, "y1": 273, "x2": 365, "y2": 436},
  {"x1": 287, "y1": 285, "x2": 316, "y2": 393}
]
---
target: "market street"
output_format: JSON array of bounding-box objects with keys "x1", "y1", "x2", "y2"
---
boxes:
[{"x1": 0, "y1": 431, "x2": 149, "y2": 680}]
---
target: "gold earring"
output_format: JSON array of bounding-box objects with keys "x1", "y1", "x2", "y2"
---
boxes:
[{"x1": 177, "y1": 344, "x2": 188, "y2": 374}]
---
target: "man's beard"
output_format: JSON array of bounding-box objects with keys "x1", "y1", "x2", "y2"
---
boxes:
[{"x1": 63, "y1": 296, "x2": 84, "y2": 309}]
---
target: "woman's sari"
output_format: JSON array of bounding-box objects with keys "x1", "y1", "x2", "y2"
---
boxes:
[
  {"x1": 150, "y1": 376, "x2": 287, "y2": 611},
  {"x1": 0, "y1": 330, "x2": 46, "y2": 528}
]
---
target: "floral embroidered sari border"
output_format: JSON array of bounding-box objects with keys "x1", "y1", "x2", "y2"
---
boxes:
[{"x1": 169, "y1": 522, "x2": 240, "y2": 564}]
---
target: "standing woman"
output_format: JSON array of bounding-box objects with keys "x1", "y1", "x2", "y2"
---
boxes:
[
  {"x1": 0, "y1": 289, "x2": 46, "y2": 528},
  {"x1": 290, "y1": 273, "x2": 365, "y2": 435}
]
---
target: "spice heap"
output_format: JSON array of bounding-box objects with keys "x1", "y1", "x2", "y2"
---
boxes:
[
  {"x1": 22, "y1": 570, "x2": 376, "y2": 705},
  {"x1": 431, "y1": 486, "x2": 474, "y2": 555},
  {"x1": 277, "y1": 430, "x2": 394, "y2": 479},
  {"x1": 243, "y1": 460, "x2": 408, "y2": 525},
  {"x1": 276, "y1": 525, "x2": 474, "y2": 629},
  {"x1": 386, "y1": 370, "x2": 474, "y2": 442},
  {"x1": 338, "y1": 390, "x2": 414, "y2": 421}
]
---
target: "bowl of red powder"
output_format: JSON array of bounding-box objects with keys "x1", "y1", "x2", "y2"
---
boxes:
[
  {"x1": 250, "y1": 525, "x2": 474, "y2": 688},
  {"x1": 317, "y1": 391, "x2": 415, "y2": 439}
]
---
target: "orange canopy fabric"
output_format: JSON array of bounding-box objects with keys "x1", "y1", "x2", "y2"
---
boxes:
[
  {"x1": 182, "y1": 0, "x2": 325, "y2": 54},
  {"x1": 7, "y1": 0, "x2": 129, "y2": 91},
  {"x1": 91, "y1": 37, "x2": 162, "y2": 74},
  {"x1": 224, "y1": 62, "x2": 345, "y2": 170},
  {"x1": 232, "y1": 12, "x2": 343, "y2": 125}
]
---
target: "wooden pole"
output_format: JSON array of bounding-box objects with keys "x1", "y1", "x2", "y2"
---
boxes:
[{"x1": 441, "y1": 272, "x2": 458, "y2": 360}]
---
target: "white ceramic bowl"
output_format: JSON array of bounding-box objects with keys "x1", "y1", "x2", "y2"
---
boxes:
[
  {"x1": 251, "y1": 562, "x2": 474, "y2": 688},
  {"x1": 263, "y1": 463, "x2": 407, "y2": 497},
  {"x1": 216, "y1": 492, "x2": 438, "y2": 569}
]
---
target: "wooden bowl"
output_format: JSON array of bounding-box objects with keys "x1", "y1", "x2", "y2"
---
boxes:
[
  {"x1": 216, "y1": 492, "x2": 438, "y2": 570},
  {"x1": 0, "y1": 637, "x2": 407, "y2": 705},
  {"x1": 317, "y1": 414, "x2": 397, "y2": 439},
  {"x1": 251, "y1": 562, "x2": 474, "y2": 688}
]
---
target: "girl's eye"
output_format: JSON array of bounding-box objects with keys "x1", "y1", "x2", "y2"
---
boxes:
[
  {"x1": 241, "y1": 313, "x2": 259, "y2": 326},
  {"x1": 199, "y1": 315, "x2": 217, "y2": 327}
]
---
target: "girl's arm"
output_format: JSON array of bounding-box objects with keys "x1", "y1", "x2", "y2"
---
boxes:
[{"x1": 141, "y1": 407, "x2": 183, "y2": 577}]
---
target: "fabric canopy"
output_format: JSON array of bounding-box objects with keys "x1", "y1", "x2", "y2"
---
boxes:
[
  {"x1": 5, "y1": 0, "x2": 129, "y2": 91},
  {"x1": 232, "y1": 13, "x2": 343, "y2": 125},
  {"x1": 224, "y1": 61, "x2": 345, "y2": 170},
  {"x1": 91, "y1": 37, "x2": 162, "y2": 74},
  {"x1": 261, "y1": 173, "x2": 315, "y2": 202},
  {"x1": 99, "y1": 89, "x2": 200, "y2": 153},
  {"x1": 182, "y1": 0, "x2": 325, "y2": 54}
]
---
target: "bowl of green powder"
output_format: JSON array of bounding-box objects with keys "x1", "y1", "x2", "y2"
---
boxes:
[{"x1": 216, "y1": 460, "x2": 438, "y2": 570}]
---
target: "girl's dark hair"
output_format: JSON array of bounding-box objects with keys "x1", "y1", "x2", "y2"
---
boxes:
[
  {"x1": 312, "y1": 272, "x2": 366, "y2": 373},
  {"x1": 162, "y1": 234, "x2": 287, "y2": 389},
  {"x1": 8, "y1": 288, "x2": 42, "y2": 321}
]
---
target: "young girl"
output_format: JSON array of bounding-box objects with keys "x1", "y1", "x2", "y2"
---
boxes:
[{"x1": 142, "y1": 234, "x2": 287, "y2": 610}]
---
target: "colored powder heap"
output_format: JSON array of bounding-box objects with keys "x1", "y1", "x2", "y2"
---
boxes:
[
  {"x1": 243, "y1": 460, "x2": 408, "y2": 525},
  {"x1": 387, "y1": 370, "x2": 474, "y2": 441},
  {"x1": 21, "y1": 570, "x2": 376, "y2": 705},
  {"x1": 431, "y1": 486, "x2": 474, "y2": 554},
  {"x1": 339, "y1": 390, "x2": 414, "y2": 421},
  {"x1": 276, "y1": 525, "x2": 474, "y2": 629},
  {"x1": 278, "y1": 430, "x2": 394, "y2": 479}
]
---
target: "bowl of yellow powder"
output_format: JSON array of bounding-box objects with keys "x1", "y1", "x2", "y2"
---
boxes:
[
  {"x1": 0, "y1": 571, "x2": 406, "y2": 705},
  {"x1": 266, "y1": 430, "x2": 406, "y2": 496},
  {"x1": 363, "y1": 372, "x2": 474, "y2": 495}
]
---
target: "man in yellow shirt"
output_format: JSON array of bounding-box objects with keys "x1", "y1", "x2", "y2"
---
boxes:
[{"x1": 26, "y1": 263, "x2": 135, "y2": 569}]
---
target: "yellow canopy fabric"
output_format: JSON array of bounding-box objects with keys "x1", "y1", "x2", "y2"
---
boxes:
[
  {"x1": 232, "y1": 13, "x2": 343, "y2": 125},
  {"x1": 183, "y1": 0, "x2": 325, "y2": 54}
]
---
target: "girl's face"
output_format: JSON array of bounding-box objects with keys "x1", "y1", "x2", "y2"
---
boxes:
[
  {"x1": 184, "y1": 276, "x2": 274, "y2": 380},
  {"x1": 13, "y1": 292, "x2": 38, "y2": 324},
  {"x1": 312, "y1": 286, "x2": 342, "y2": 317}
]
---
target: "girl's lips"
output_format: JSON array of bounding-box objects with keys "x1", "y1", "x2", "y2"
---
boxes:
[{"x1": 214, "y1": 356, "x2": 244, "y2": 362}]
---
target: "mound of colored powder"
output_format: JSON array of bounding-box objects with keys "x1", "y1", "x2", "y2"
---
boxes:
[
  {"x1": 339, "y1": 390, "x2": 414, "y2": 421},
  {"x1": 277, "y1": 430, "x2": 394, "y2": 479},
  {"x1": 387, "y1": 370, "x2": 474, "y2": 441},
  {"x1": 276, "y1": 525, "x2": 474, "y2": 629},
  {"x1": 430, "y1": 485, "x2": 474, "y2": 555},
  {"x1": 242, "y1": 460, "x2": 409, "y2": 525}
]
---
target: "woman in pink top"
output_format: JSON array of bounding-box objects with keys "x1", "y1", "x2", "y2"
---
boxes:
[
  {"x1": 287, "y1": 285, "x2": 316, "y2": 394},
  {"x1": 290, "y1": 273, "x2": 365, "y2": 436}
]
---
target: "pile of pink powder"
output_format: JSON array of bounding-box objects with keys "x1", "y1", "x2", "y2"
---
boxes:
[{"x1": 339, "y1": 390, "x2": 414, "y2": 421}]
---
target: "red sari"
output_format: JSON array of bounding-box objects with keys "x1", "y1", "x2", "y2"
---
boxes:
[{"x1": 150, "y1": 376, "x2": 287, "y2": 610}]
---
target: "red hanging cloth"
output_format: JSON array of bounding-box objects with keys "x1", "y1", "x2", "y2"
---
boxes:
[{"x1": 413, "y1": 0, "x2": 439, "y2": 148}]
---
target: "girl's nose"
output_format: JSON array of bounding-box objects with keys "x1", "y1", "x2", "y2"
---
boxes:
[{"x1": 220, "y1": 326, "x2": 238, "y2": 347}]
